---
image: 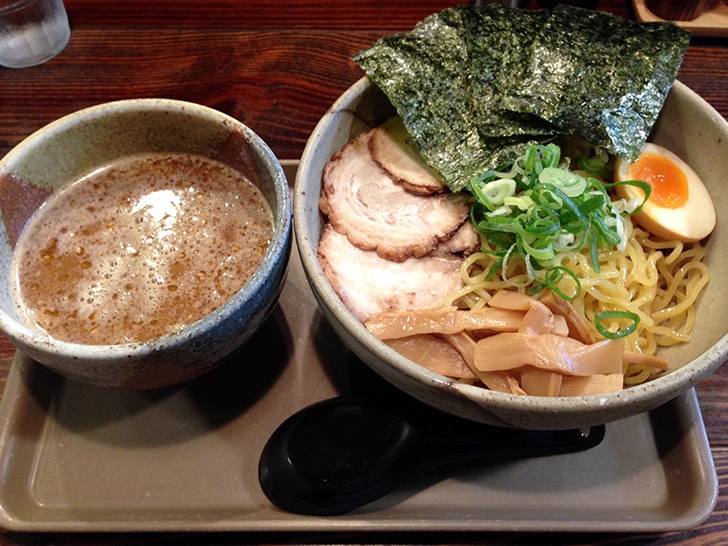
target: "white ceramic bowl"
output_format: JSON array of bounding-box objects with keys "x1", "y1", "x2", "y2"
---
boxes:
[
  {"x1": 0, "y1": 99, "x2": 292, "y2": 389},
  {"x1": 294, "y1": 77, "x2": 728, "y2": 429}
]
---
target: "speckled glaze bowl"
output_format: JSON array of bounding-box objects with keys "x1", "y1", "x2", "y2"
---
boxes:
[
  {"x1": 0, "y1": 99, "x2": 292, "y2": 389},
  {"x1": 294, "y1": 77, "x2": 728, "y2": 429}
]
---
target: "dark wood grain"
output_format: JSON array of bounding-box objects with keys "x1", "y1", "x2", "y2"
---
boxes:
[
  {"x1": 0, "y1": 1, "x2": 726, "y2": 543},
  {"x1": 64, "y1": 0, "x2": 473, "y2": 29},
  {"x1": 0, "y1": 29, "x2": 370, "y2": 160}
]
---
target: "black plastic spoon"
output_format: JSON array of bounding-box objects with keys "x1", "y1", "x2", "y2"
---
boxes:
[{"x1": 258, "y1": 396, "x2": 605, "y2": 516}]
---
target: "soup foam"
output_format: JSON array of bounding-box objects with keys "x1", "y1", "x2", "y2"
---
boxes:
[{"x1": 10, "y1": 152, "x2": 273, "y2": 345}]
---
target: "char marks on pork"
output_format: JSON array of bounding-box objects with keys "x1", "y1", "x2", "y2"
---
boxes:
[
  {"x1": 368, "y1": 116, "x2": 447, "y2": 195},
  {"x1": 320, "y1": 128, "x2": 470, "y2": 263},
  {"x1": 431, "y1": 220, "x2": 479, "y2": 257}
]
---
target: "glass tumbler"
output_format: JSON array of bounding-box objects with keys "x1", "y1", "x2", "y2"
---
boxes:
[{"x1": 0, "y1": 0, "x2": 70, "y2": 68}]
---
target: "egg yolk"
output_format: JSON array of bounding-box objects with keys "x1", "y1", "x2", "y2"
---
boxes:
[{"x1": 629, "y1": 152, "x2": 688, "y2": 209}]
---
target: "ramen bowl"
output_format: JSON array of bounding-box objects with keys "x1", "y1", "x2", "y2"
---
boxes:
[
  {"x1": 294, "y1": 76, "x2": 728, "y2": 429},
  {"x1": 0, "y1": 99, "x2": 292, "y2": 389}
]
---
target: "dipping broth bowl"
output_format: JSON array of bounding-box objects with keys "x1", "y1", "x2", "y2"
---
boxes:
[
  {"x1": 294, "y1": 77, "x2": 728, "y2": 430},
  {"x1": 0, "y1": 99, "x2": 292, "y2": 389}
]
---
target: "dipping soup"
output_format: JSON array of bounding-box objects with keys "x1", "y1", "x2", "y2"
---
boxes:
[{"x1": 10, "y1": 152, "x2": 274, "y2": 345}]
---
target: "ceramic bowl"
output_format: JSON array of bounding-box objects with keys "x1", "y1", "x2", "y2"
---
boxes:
[
  {"x1": 0, "y1": 99, "x2": 292, "y2": 389},
  {"x1": 294, "y1": 76, "x2": 728, "y2": 429}
]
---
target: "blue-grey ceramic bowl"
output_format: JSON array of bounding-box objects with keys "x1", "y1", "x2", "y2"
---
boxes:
[{"x1": 0, "y1": 99, "x2": 292, "y2": 389}]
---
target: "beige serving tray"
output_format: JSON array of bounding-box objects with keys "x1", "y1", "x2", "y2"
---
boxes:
[{"x1": 0, "y1": 162, "x2": 719, "y2": 534}]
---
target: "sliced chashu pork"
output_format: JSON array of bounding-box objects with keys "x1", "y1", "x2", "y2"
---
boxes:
[
  {"x1": 430, "y1": 220, "x2": 479, "y2": 257},
  {"x1": 320, "y1": 128, "x2": 470, "y2": 263},
  {"x1": 368, "y1": 116, "x2": 447, "y2": 195},
  {"x1": 318, "y1": 225, "x2": 464, "y2": 323}
]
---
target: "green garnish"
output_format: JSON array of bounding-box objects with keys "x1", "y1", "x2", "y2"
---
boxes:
[
  {"x1": 527, "y1": 266, "x2": 581, "y2": 302},
  {"x1": 468, "y1": 143, "x2": 650, "y2": 293},
  {"x1": 595, "y1": 310, "x2": 640, "y2": 339}
]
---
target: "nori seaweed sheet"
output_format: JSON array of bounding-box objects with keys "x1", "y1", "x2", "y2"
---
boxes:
[
  {"x1": 353, "y1": 4, "x2": 690, "y2": 192},
  {"x1": 350, "y1": 9, "x2": 494, "y2": 189},
  {"x1": 462, "y1": 5, "x2": 556, "y2": 139}
]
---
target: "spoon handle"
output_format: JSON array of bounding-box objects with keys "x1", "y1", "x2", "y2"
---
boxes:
[{"x1": 258, "y1": 397, "x2": 605, "y2": 516}]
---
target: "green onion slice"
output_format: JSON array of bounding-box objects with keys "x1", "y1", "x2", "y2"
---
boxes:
[
  {"x1": 468, "y1": 143, "x2": 636, "y2": 296},
  {"x1": 594, "y1": 310, "x2": 640, "y2": 339},
  {"x1": 528, "y1": 266, "x2": 581, "y2": 301}
]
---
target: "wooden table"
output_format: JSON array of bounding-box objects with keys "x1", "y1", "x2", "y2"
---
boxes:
[{"x1": 0, "y1": 0, "x2": 726, "y2": 543}]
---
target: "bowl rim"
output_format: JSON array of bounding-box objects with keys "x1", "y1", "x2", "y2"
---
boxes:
[
  {"x1": 294, "y1": 76, "x2": 728, "y2": 415},
  {"x1": 0, "y1": 97, "x2": 292, "y2": 357}
]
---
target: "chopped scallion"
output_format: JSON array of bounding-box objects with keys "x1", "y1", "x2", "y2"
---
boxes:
[
  {"x1": 467, "y1": 143, "x2": 650, "y2": 295},
  {"x1": 594, "y1": 310, "x2": 640, "y2": 339}
]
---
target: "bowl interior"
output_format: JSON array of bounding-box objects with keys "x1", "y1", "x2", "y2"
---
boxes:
[{"x1": 295, "y1": 77, "x2": 728, "y2": 429}]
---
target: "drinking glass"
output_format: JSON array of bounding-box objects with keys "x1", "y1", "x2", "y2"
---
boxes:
[{"x1": 0, "y1": 0, "x2": 70, "y2": 68}]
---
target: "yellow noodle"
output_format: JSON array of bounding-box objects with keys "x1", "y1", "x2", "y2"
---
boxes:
[
  {"x1": 453, "y1": 223, "x2": 710, "y2": 386},
  {"x1": 623, "y1": 363, "x2": 652, "y2": 386}
]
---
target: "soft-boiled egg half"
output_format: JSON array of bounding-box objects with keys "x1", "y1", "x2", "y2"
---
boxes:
[{"x1": 614, "y1": 143, "x2": 716, "y2": 242}]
